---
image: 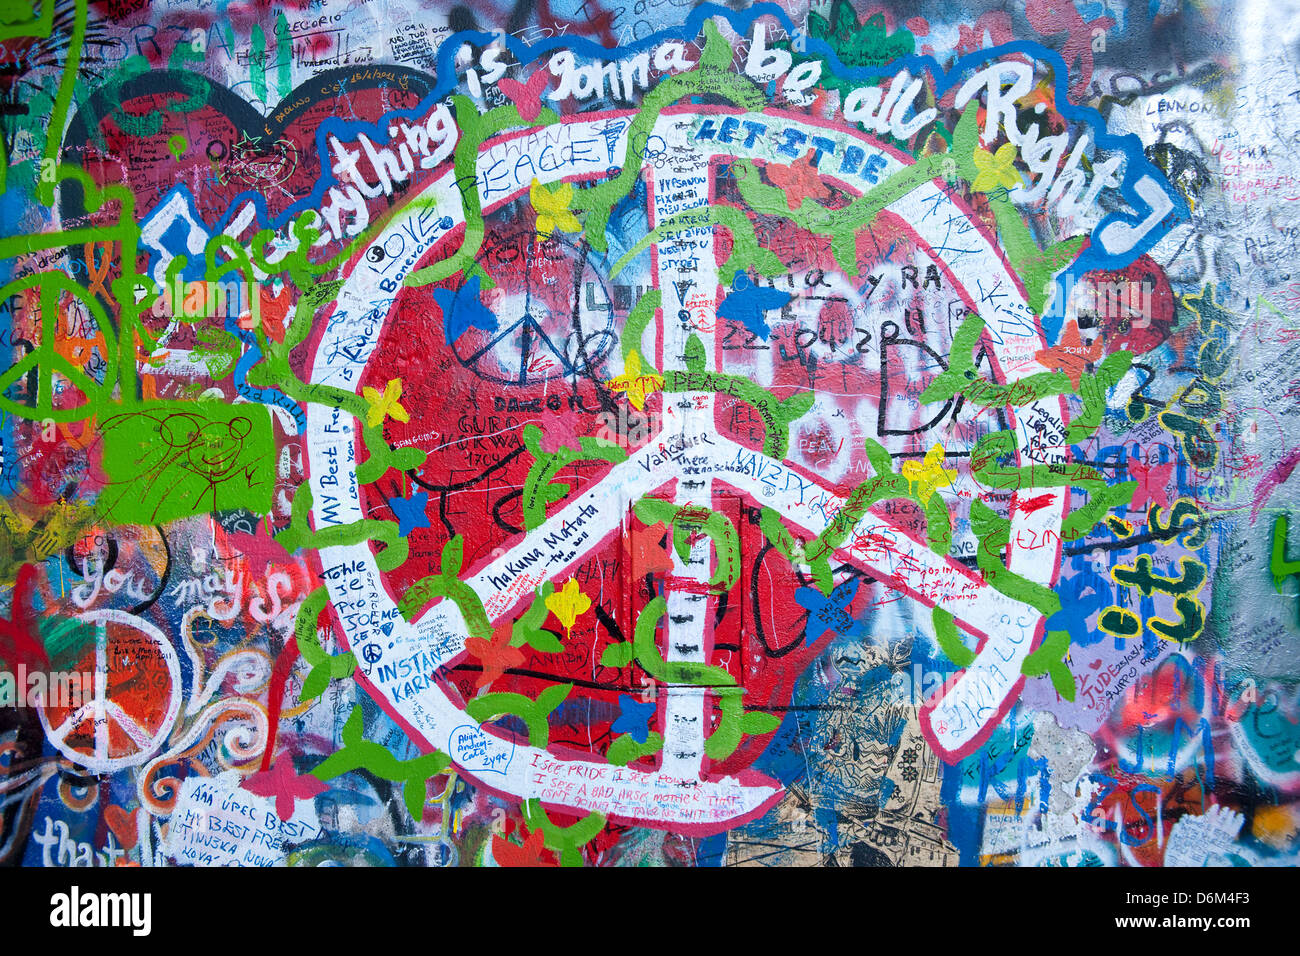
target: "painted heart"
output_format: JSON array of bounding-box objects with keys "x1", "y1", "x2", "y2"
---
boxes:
[
  {"x1": 104, "y1": 803, "x2": 139, "y2": 849},
  {"x1": 59, "y1": 65, "x2": 439, "y2": 252}
]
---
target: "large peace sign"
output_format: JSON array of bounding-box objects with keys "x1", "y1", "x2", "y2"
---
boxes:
[
  {"x1": 303, "y1": 104, "x2": 1071, "y2": 832},
  {"x1": 37, "y1": 609, "x2": 182, "y2": 773}
]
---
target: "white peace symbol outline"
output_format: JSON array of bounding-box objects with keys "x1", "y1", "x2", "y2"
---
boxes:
[
  {"x1": 302, "y1": 103, "x2": 1073, "y2": 832},
  {"x1": 37, "y1": 609, "x2": 182, "y2": 773}
]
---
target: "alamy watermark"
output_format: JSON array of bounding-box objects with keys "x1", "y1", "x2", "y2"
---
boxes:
[
  {"x1": 150, "y1": 278, "x2": 252, "y2": 320},
  {"x1": 50, "y1": 886, "x2": 151, "y2": 936},
  {"x1": 1046, "y1": 273, "x2": 1158, "y2": 328},
  {"x1": 0, "y1": 666, "x2": 94, "y2": 709},
  {"x1": 593, "y1": 405, "x2": 666, "y2": 450}
]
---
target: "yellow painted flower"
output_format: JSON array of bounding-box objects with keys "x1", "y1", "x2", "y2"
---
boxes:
[
  {"x1": 530, "y1": 178, "x2": 581, "y2": 241},
  {"x1": 604, "y1": 349, "x2": 664, "y2": 411},
  {"x1": 545, "y1": 577, "x2": 592, "y2": 638},
  {"x1": 362, "y1": 378, "x2": 410, "y2": 428},
  {"x1": 971, "y1": 142, "x2": 1021, "y2": 193},
  {"x1": 901, "y1": 442, "x2": 956, "y2": 504}
]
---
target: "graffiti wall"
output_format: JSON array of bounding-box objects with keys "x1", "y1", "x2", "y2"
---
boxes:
[{"x1": 0, "y1": 0, "x2": 1298, "y2": 871}]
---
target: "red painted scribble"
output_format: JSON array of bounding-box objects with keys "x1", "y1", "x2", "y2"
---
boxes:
[
  {"x1": 1013, "y1": 492, "x2": 1056, "y2": 517},
  {"x1": 1251, "y1": 446, "x2": 1300, "y2": 523},
  {"x1": 1128, "y1": 458, "x2": 1175, "y2": 510}
]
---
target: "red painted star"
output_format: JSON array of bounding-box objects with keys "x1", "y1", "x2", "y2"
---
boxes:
[
  {"x1": 1128, "y1": 458, "x2": 1174, "y2": 510},
  {"x1": 626, "y1": 522, "x2": 675, "y2": 576},
  {"x1": 499, "y1": 69, "x2": 551, "y2": 122},
  {"x1": 1012, "y1": 492, "x2": 1057, "y2": 517},
  {"x1": 492, "y1": 826, "x2": 557, "y2": 866},
  {"x1": 243, "y1": 759, "x2": 329, "y2": 821},
  {"x1": 766, "y1": 150, "x2": 831, "y2": 211},
  {"x1": 466, "y1": 624, "x2": 525, "y2": 690},
  {"x1": 1034, "y1": 322, "x2": 1103, "y2": 389}
]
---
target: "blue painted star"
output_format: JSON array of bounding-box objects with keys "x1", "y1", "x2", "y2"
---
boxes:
[
  {"x1": 795, "y1": 577, "x2": 861, "y2": 646},
  {"x1": 611, "y1": 693, "x2": 656, "y2": 744},
  {"x1": 1045, "y1": 556, "x2": 1113, "y2": 650},
  {"x1": 431, "y1": 274, "x2": 498, "y2": 344},
  {"x1": 717, "y1": 271, "x2": 793, "y2": 341},
  {"x1": 387, "y1": 491, "x2": 431, "y2": 537}
]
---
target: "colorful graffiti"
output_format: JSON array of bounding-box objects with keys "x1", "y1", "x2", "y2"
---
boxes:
[{"x1": 0, "y1": 0, "x2": 1297, "y2": 869}]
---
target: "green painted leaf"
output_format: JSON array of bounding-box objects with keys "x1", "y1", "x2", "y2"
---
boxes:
[
  {"x1": 738, "y1": 711, "x2": 782, "y2": 735},
  {"x1": 600, "y1": 642, "x2": 634, "y2": 667}
]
